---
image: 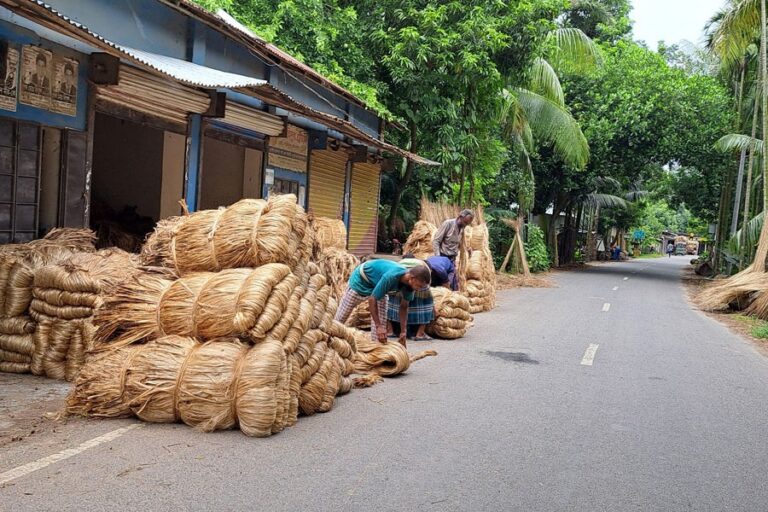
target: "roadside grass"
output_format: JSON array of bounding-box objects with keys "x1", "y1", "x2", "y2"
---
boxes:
[
  {"x1": 636, "y1": 253, "x2": 664, "y2": 259},
  {"x1": 733, "y1": 314, "x2": 768, "y2": 340}
]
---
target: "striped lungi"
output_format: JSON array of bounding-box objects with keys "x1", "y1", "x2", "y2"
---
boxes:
[{"x1": 387, "y1": 288, "x2": 434, "y2": 326}]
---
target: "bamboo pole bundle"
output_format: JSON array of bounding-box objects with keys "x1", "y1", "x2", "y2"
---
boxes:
[
  {"x1": 140, "y1": 195, "x2": 310, "y2": 274},
  {"x1": 427, "y1": 287, "x2": 472, "y2": 339}
]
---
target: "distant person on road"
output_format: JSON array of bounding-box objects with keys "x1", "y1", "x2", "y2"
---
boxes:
[
  {"x1": 432, "y1": 209, "x2": 474, "y2": 262},
  {"x1": 335, "y1": 258, "x2": 431, "y2": 346},
  {"x1": 667, "y1": 242, "x2": 674, "y2": 258}
]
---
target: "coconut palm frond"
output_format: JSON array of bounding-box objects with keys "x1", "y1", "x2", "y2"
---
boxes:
[
  {"x1": 548, "y1": 27, "x2": 603, "y2": 72},
  {"x1": 510, "y1": 88, "x2": 590, "y2": 169},
  {"x1": 580, "y1": 193, "x2": 628, "y2": 209},
  {"x1": 715, "y1": 133, "x2": 764, "y2": 154},
  {"x1": 529, "y1": 58, "x2": 565, "y2": 106},
  {"x1": 710, "y1": 0, "x2": 760, "y2": 65},
  {"x1": 728, "y1": 210, "x2": 765, "y2": 255}
]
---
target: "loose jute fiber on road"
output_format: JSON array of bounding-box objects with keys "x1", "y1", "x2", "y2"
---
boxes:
[
  {"x1": 427, "y1": 287, "x2": 472, "y2": 339},
  {"x1": 29, "y1": 249, "x2": 140, "y2": 381},
  {"x1": 140, "y1": 195, "x2": 310, "y2": 274}
]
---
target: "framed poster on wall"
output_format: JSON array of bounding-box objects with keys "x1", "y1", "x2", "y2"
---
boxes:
[
  {"x1": 0, "y1": 42, "x2": 19, "y2": 112},
  {"x1": 51, "y1": 56, "x2": 78, "y2": 116},
  {"x1": 19, "y1": 45, "x2": 52, "y2": 110}
]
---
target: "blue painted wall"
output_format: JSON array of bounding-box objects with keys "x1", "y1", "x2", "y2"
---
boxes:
[
  {"x1": 0, "y1": 18, "x2": 88, "y2": 130},
  {"x1": 46, "y1": 0, "x2": 188, "y2": 59}
]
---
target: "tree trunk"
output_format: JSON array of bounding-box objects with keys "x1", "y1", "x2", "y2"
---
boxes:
[
  {"x1": 740, "y1": 83, "x2": 760, "y2": 268},
  {"x1": 749, "y1": 0, "x2": 768, "y2": 272},
  {"x1": 386, "y1": 120, "x2": 418, "y2": 238},
  {"x1": 731, "y1": 147, "x2": 747, "y2": 236}
]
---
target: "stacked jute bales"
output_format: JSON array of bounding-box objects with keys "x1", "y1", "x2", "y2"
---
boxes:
[
  {"x1": 0, "y1": 229, "x2": 97, "y2": 373},
  {"x1": 29, "y1": 249, "x2": 139, "y2": 381},
  {"x1": 140, "y1": 195, "x2": 311, "y2": 274},
  {"x1": 69, "y1": 195, "x2": 430, "y2": 437},
  {"x1": 427, "y1": 287, "x2": 472, "y2": 339},
  {"x1": 464, "y1": 223, "x2": 497, "y2": 314}
]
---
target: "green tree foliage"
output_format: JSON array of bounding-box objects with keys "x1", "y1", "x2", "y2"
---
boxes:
[
  {"x1": 559, "y1": 41, "x2": 733, "y2": 221},
  {"x1": 524, "y1": 225, "x2": 550, "y2": 272},
  {"x1": 562, "y1": 0, "x2": 632, "y2": 42}
]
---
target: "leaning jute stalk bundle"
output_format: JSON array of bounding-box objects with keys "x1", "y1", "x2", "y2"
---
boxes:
[
  {"x1": 427, "y1": 287, "x2": 472, "y2": 339},
  {"x1": 29, "y1": 249, "x2": 139, "y2": 381},
  {"x1": 140, "y1": 195, "x2": 311, "y2": 274},
  {"x1": 315, "y1": 247, "x2": 359, "y2": 302}
]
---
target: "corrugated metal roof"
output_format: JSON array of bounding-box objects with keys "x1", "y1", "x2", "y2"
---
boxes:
[
  {"x1": 3, "y1": 0, "x2": 439, "y2": 166},
  {"x1": 116, "y1": 46, "x2": 269, "y2": 89}
]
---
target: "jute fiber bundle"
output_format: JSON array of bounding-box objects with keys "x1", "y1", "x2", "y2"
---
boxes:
[
  {"x1": 316, "y1": 248, "x2": 359, "y2": 302},
  {"x1": 348, "y1": 327, "x2": 438, "y2": 377},
  {"x1": 140, "y1": 194, "x2": 310, "y2": 274},
  {"x1": 95, "y1": 263, "x2": 299, "y2": 346},
  {"x1": 69, "y1": 336, "x2": 292, "y2": 437},
  {"x1": 345, "y1": 299, "x2": 371, "y2": 329},
  {"x1": 29, "y1": 249, "x2": 140, "y2": 381},
  {"x1": 464, "y1": 247, "x2": 497, "y2": 314},
  {"x1": 0, "y1": 316, "x2": 35, "y2": 373},
  {"x1": 402, "y1": 221, "x2": 437, "y2": 260},
  {"x1": 427, "y1": 287, "x2": 472, "y2": 339},
  {"x1": 311, "y1": 217, "x2": 347, "y2": 256}
]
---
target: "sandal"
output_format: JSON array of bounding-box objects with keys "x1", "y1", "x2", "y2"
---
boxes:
[{"x1": 413, "y1": 335, "x2": 433, "y2": 341}]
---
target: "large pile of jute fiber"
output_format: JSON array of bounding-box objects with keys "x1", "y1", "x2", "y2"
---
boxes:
[
  {"x1": 0, "y1": 229, "x2": 97, "y2": 374},
  {"x1": 427, "y1": 287, "x2": 472, "y2": 339},
  {"x1": 316, "y1": 248, "x2": 359, "y2": 303},
  {"x1": 140, "y1": 195, "x2": 311, "y2": 273},
  {"x1": 30, "y1": 249, "x2": 139, "y2": 381},
  {"x1": 68, "y1": 194, "x2": 434, "y2": 437}
]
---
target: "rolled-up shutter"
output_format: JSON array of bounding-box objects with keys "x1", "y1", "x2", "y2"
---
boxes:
[
  {"x1": 223, "y1": 102, "x2": 284, "y2": 136},
  {"x1": 95, "y1": 66, "x2": 210, "y2": 125},
  {"x1": 348, "y1": 162, "x2": 381, "y2": 257},
  {"x1": 308, "y1": 148, "x2": 348, "y2": 219}
]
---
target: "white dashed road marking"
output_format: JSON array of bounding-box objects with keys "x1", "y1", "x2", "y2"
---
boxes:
[
  {"x1": 581, "y1": 344, "x2": 599, "y2": 366},
  {"x1": 602, "y1": 303, "x2": 611, "y2": 312},
  {"x1": 0, "y1": 424, "x2": 143, "y2": 486},
  {"x1": 612, "y1": 286, "x2": 619, "y2": 291},
  {"x1": 623, "y1": 277, "x2": 629, "y2": 281}
]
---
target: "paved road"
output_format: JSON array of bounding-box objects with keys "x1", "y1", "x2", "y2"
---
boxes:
[{"x1": 3, "y1": 256, "x2": 768, "y2": 511}]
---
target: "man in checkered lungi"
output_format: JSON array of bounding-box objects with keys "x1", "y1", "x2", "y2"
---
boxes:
[{"x1": 335, "y1": 258, "x2": 431, "y2": 345}]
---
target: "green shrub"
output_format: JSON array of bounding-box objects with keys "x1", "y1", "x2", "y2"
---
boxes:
[
  {"x1": 752, "y1": 324, "x2": 768, "y2": 340},
  {"x1": 524, "y1": 225, "x2": 550, "y2": 273}
]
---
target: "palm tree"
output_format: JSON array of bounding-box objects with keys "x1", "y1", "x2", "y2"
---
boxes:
[
  {"x1": 498, "y1": 26, "x2": 598, "y2": 267},
  {"x1": 710, "y1": 0, "x2": 768, "y2": 273}
]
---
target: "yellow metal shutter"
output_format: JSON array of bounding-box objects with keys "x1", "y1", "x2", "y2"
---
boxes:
[
  {"x1": 308, "y1": 149, "x2": 348, "y2": 219},
  {"x1": 222, "y1": 102, "x2": 285, "y2": 136},
  {"x1": 348, "y1": 162, "x2": 381, "y2": 257},
  {"x1": 95, "y1": 65, "x2": 210, "y2": 125}
]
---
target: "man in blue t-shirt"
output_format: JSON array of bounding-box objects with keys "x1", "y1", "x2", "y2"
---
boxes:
[{"x1": 335, "y1": 258, "x2": 431, "y2": 344}]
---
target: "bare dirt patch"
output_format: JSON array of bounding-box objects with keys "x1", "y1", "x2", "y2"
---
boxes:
[
  {"x1": 0, "y1": 374, "x2": 71, "y2": 448},
  {"x1": 495, "y1": 272, "x2": 556, "y2": 290}
]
